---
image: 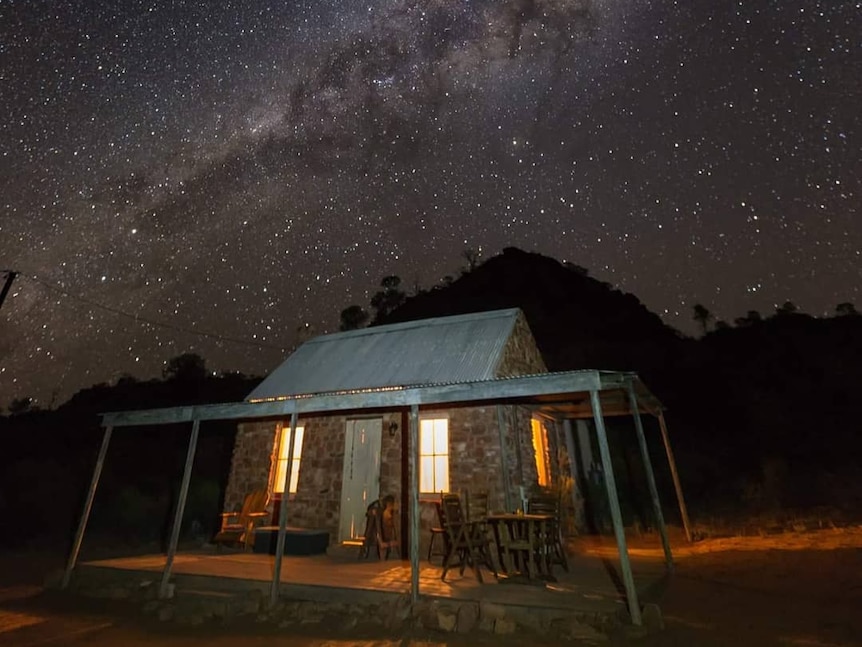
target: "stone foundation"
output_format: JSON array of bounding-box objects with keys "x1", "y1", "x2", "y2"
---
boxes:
[{"x1": 64, "y1": 568, "x2": 646, "y2": 642}]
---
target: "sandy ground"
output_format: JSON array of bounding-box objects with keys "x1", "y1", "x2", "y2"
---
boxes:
[{"x1": 2, "y1": 527, "x2": 861, "y2": 646}]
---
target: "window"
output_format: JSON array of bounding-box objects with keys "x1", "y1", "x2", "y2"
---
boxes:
[
  {"x1": 531, "y1": 417, "x2": 551, "y2": 487},
  {"x1": 273, "y1": 425, "x2": 305, "y2": 494},
  {"x1": 419, "y1": 418, "x2": 449, "y2": 494}
]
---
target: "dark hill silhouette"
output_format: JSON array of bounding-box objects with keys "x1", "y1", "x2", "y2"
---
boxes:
[
  {"x1": 377, "y1": 247, "x2": 684, "y2": 381},
  {"x1": 373, "y1": 248, "x2": 862, "y2": 520},
  {"x1": 0, "y1": 366, "x2": 262, "y2": 551}
]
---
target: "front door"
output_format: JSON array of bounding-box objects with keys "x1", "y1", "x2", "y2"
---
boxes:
[{"x1": 338, "y1": 418, "x2": 382, "y2": 542}]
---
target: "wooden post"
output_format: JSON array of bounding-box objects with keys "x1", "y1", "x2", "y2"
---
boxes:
[
  {"x1": 657, "y1": 410, "x2": 692, "y2": 542},
  {"x1": 590, "y1": 391, "x2": 642, "y2": 626},
  {"x1": 270, "y1": 413, "x2": 298, "y2": 608},
  {"x1": 62, "y1": 425, "x2": 113, "y2": 589},
  {"x1": 495, "y1": 405, "x2": 513, "y2": 511},
  {"x1": 409, "y1": 405, "x2": 420, "y2": 602},
  {"x1": 159, "y1": 419, "x2": 200, "y2": 599},
  {"x1": 562, "y1": 419, "x2": 583, "y2": 530},
  {"x1": 627, "y1": 383, "x2": 673, "y2": 571}
]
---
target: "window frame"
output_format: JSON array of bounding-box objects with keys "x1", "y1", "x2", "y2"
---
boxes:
[
  {"x1": 531, "y1": 416, "x2": 552, "y2": 488},
  {"x1": 273, "y1": 423, "x2": 305, "y2": 497},
  {"x1": 418, "y1": 415, "x2": 450, "y2": 497}
]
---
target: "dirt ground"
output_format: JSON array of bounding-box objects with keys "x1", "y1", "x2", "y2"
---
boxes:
[
  {"x1": 2, "y1": 527, "x2": 861, "y2": 646},
  {"x1": 611, "y1": 527, "x2": 862, "y2": 646}
]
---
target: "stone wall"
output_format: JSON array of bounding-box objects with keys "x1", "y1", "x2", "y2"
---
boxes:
[
  {"x1": 224, "y1": 412, "x2": 404, "y2": 541},
  {"x1": 286, "y1": 411, "x2": 403, "y2": 542},
  {"x1": 496, "y1": 311, "x2": 547, "y2": 376},
  {"x1": 223, "y1": 420, "x2": 279, "y2": 513},
  {"x1": 221, "y1": 403, "x2": 550, "y2": 552}
]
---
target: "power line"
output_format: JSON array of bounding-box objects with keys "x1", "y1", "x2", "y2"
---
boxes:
[{"x1": 19, "y1": 272, "x2": 288, "y2": 352}]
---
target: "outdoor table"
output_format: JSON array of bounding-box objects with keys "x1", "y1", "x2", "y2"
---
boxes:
[{"x1": 485, "y1": 513, "x2": 554, "y2": 580}]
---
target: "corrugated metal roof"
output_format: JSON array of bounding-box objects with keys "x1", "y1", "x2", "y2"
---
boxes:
[{"x1": 246, "y1": 308, "x2": 523, "y2": 401}]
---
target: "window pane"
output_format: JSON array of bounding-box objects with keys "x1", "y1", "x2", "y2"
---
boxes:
[
  {"x1": 420, "y1": 456, "x2": 435, "y2": 492},
  {"x1": 274, "y1": 460, "x2": 287, "y2": 493},
  {"x1": 433, "y1": 422, "x2": 448, "y2": 454},
  {"x1": 435, "y1": 456, "x2": 450, "y2": 493},
  {"x1": 531, "y1": 418, "x2": 550, "y2": 487},
  {"x1": 278, "y1": 429, "x2": 291, "y2": 461},
  {"x1": 293, "y1": 427, "x2": 305, "y2": 459},
  {"x1": 420, "y1": 420, "x2": 434, "y2": 454},
  {"x1": 289, "y1": 457, "x2": 301, "y2": 493}
]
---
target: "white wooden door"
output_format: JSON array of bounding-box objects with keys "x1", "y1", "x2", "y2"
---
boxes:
[{"x1": 338, "y1": 418, "x2": 382, "y2": 542}]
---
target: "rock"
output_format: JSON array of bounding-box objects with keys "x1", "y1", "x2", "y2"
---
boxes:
[
  {"x1": 565, "y1": 619, "x2": 608, "y2": 642},
  {"x1": 478, "y1": 616, "x2": 495, "y2": 633},
  {"x1": 620, "y1": 623, "x2": 650, "y2": 640},
  {"x1": 479, "y1": 601, "x2": 507, "y2": 620},
  {"x1": 237, "y1": 596, "x2": 260, "y2": 616},
  {"x1": 642, "y1": 603, "x2": 664, "y2": 632},
  {"x1": 438, "y1": 609, "x2": 458, "y2": 632},
  {"x1": 158, "y1": 605, "x2": 174, "y2": 623},
  {"x1": 106, "y1": 587, "x2": 130, "y2": 600},
  {"x1": 382, "y1": 595, "x2": 412, "y2": 630},
  {"x1": 414, "y1": 599, "x2": 440, "y2": 630},
  {"x1": 456, "y1": 603, "x2": 479, "y2": 633},
  {"x1": 494, "y1": 617, "x2": 517, "y2": 634},
  {"x1": 341, "y1": 615, "x2": 358, "y2": 630}
]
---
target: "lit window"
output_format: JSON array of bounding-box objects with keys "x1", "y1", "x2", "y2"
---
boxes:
[
  {"x1": 274, "y1": 425, "x2": 304, "y2": 494},
  {"x1": 531, "y1": 418, "x2": 551, "y2": 487},
  {"x1": 420, "y1": 418, "x2": 449, "y2": 494}
]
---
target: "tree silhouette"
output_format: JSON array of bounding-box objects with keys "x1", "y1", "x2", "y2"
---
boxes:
[
  {"x1": 692, "y1": 303, "x2": 714, "y2": 335},
  {"x1": 339, "y1": 305, "x2": 369, "y2": 331},
  {"x1": 7, "y1": 397, "x2": 33, "y2": 415},
  {"x1": 162, "y1": 353, "x2": 208, "y2": 381},
  {"x1": 370, "y1": 275, "x2": 406, "y2": 320},
  {"x1": 775, "y1": 301, "x2": 798, "y2": 316},
  {"x1": 461, "y1": 248, "x2": 481, "y2": 273},
  {"x1": 734, "y1": 310, "x2": 762, "y2": 327},
  {"x1": 836, "y1": 302, "x2": 858, "y2": 317}
]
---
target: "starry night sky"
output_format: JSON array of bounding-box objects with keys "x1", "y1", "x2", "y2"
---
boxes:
[{"x1": 1, "y1": 0, "x2": 860, "y2": 407}]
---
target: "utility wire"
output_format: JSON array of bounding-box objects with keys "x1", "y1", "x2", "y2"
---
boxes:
[{"x1": 19, "y1": 272, "x2": 288, "y2": 351}]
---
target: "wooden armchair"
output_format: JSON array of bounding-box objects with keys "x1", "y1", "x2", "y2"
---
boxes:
[
  {"x1": 427, "y1": 499, "x2": 450, "y2": 564},
  {"x1": 440, "y1": 493, "x2": 496, "y2": 583},
  {"x1": 528, "y1": 494, "x2": 569, "y2": 573},
  {"x1": 213, "y1": 489, "x2": 269, "y2": 550},
  {"x1": 359, "y1": 495, "x2": 399, "y2": 560}
]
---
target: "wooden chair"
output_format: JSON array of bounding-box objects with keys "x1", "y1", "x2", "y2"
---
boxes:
[
  {"x1": 427, "y1": 499, "x2": 450, "y2": 564},
  {"x1": 440, "y1": 493, "x2": 496, "y2": 583},
  {"x1": 528, "y1": 494, "x2": 569, "y2": 573},
  {"x1": 213, "y1": 489, "x2": 269, "y2": 550},
  {"x1": 359, "y1": 496, "x2": 399, "y2": 560},
  {"x1": 464, "y1": 489, "x2": 489, "y2": 521}
]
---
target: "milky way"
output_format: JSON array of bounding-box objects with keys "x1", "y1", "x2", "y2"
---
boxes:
[{"x1": 1, "y1": 0, "x2": 860, "y2": 406}]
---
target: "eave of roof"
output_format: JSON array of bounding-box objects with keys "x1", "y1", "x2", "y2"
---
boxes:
[{"x1": 100, "y1": 369, "x2": 664, "y2": 428}]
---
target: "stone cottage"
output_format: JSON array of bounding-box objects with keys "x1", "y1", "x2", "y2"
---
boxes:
[{"x1": 221, "y1": 308, "x2": 569, "y2": 552}]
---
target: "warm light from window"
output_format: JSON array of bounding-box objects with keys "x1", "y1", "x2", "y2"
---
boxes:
[
  {"x1": 420, "y1": 418, "x2": 449, "y2": 493},
  {"x1": 274, "y1": 426, "x2": 304, "y2": 494},
  {"x1": 532, "y1": 418, "x2": 551, "y2": 487}
]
